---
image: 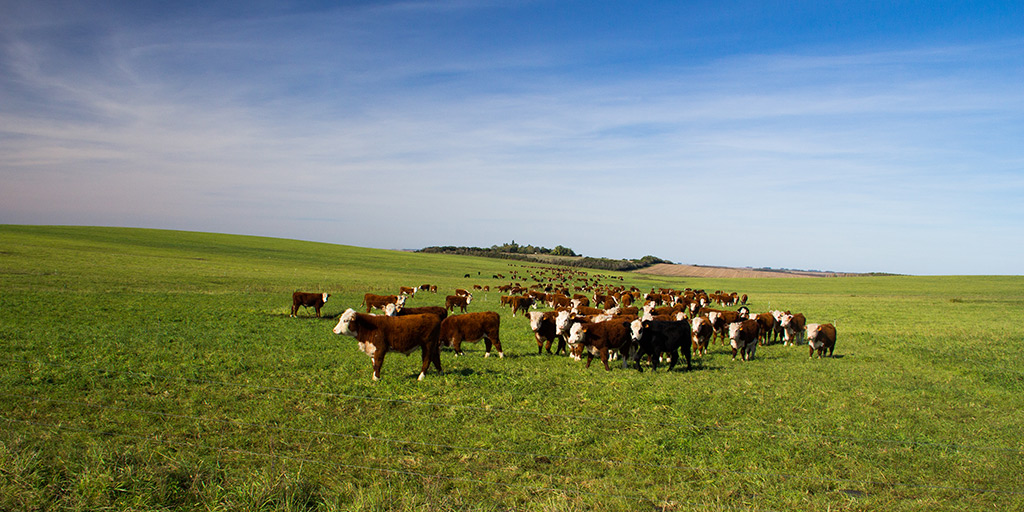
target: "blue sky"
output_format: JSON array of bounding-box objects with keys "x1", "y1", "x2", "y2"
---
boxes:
[{"x1": 2, "y1": 1, "x2": 1022, "y2": 275}]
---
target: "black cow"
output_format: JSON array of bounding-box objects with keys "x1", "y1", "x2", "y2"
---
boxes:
[{"x1": 630, "y1": 319, "x2": 692, "y2": 372}]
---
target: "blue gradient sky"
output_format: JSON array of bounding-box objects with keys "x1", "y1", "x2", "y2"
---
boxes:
[{"x1": 2, "y1": 1, "x2": 1022, "y2": 274}]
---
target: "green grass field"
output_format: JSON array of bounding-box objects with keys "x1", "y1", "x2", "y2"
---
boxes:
[{"x1": 1, "y1": 225, "x2": 1022, "y2": 511}]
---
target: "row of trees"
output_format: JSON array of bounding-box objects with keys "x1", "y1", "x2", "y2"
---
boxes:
[{"x1": 417, "y1": 241, "x2": 671, "y2": 272}]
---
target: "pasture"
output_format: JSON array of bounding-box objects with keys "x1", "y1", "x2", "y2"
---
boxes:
[{"x1": 1, "y1": 225, "x2": 1022, "y2": 511}]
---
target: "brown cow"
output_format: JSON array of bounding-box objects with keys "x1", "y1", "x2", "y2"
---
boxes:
[
  {"x1": 362, "y1": 293, "x2": 405, "y2": 313},
  {"x1": 440, "y1": 311, "x2": 503, "y2": 357},
  {"x1": 690, "y1": 315, "x2": 713, "y2": 357},
  {"x1": 780, "y1": 312, "x2": 807, "y2": 346},
  {"x1": 567, "y1": 319, "x2": 634, "y2": 370},
  {"x1": 510, "y1": 296, "x2": 535, "y2": 317},
  {"x1": 528, "y1": 310, "x2": 566, "y2": 355},
  {"x1": 707, "y1": 309, "x2": 742, "y2": 343},
  {"x1": 291, "y1": 291, "x2": 329, "y2": 317},
  {"x1": 445, "y1": 294, "x2": 472, "y2": 313},
  {"x1": 806, "y1": 323, "x2": 837, "y2": 357},
  {"x1": 728, "y1": 319, "x2": 760, "y2": 361},
  {"x1": 332, "y1": 308, "x2": 441, "y2": 381},
  {"x1": 384, "y1": 303, "x2": 448, "y2": 320},
  {"x1": 750, "y1": 312, "x2": 776, "y2": 345},
  {"x1": 399, "y1": 286, "x2": 417, "y2": 296}
]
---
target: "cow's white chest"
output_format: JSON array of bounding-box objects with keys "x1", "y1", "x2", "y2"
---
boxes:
[{"x1": 357, "y1": 342, "x2": 375, "y2": 357}]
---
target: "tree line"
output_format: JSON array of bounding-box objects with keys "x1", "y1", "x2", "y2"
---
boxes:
[{"x1": 417, "y1": 241, "x2": 671, "y2": 272}]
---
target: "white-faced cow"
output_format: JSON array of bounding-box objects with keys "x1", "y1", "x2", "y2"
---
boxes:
[
  {"x1": 440, "y1": 311, "x2": 503, "y2": 357},
  {"x1": 806, "y1": 323, "x2": 837, "y2": 358},
  {"x1": 362, "y1": 293, "x2": 405, "y2": 313},
  {"x1": 528, "y1": 310, "x2": 566, "y2": 355},
  {"x1": 728, "y1": 319, "x2": 760, "y2": 361},
  {"x1": 567, "y1": 320, "x2": 633, "y2": 371},
  {"x1": 332, "y1": 308, "x2": 441, "y2": 381},
  {"x1": 291, "y1": 292, "x2": 328, "y2": 318},
  {"x1": 690, "y1": 315, "x2": 714, "y2": 357},
  {"x1": 445, "y1": 294, "x2": 472, "y2": 313},
  {"x1": 779, "y1": 312, "x2": 807, "y2": 346}
]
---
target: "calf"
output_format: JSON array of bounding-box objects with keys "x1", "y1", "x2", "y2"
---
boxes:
[
  {"x1": 630, "y1": 319, "x2": 692, "y2": 372},
  {"x1": 291, "y1": 291, "x2": 328, "y2": 317},
  {"x1": 780, "y1": 313, "x2": 807, "y2": 346},
  {"x1": 445, "y1": 294, "x2": 472, "y2": 313},
  {"x1": 690, "y1": 315, "x2": 713, "y2": 357},
  {"x1": 528, "y1": 310, "x2": 566, "y2": 355},
  {"x1": 362, "y1": 293, "x2": 405, "y2": 313},
  {"x1": 806, "y1": 323, "x2": 837, "y2": 358},
  {"x1": 567, "y1": 320, "x2": 633, "y2": 371},
  {"x1": 332, "y1": 309, "x2": 441, "y2": 381},
  {"x1": 728, "y1": 319, "x2": 760, "y2": 361},
  {"x1": 440, "y1": 312, "x2": 503, "y2": 357}
]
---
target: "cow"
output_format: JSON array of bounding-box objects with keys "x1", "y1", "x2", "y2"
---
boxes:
[
  {"x1": 454, "y1": 288, "x2": 472, "y2": 298},
  {"x1": 499, "y1": 295, "x2": 513, "y2": 307},
  {"x1": 707, "y1": 310, "x2": 742, "y2": 343},
  {"x1": 445, "y1": 294, "x2": 472, "y2": 313},
  {"x1": 691, "y1": 315, "x2": 713, "y2": 357},
  {"x1": 728, "y1": 319, "x2": 760, "y2": 361},
  {"x1": 291, "y1": 292, "x2": 329, "y2": 318},
  {"x1": 332, "y1": 309, "x2": 441, "y2": 381},
  {"x1": 779, "y1": 313, "x2": 807, "y2": 346},
  {"x1": 384, "y1": 303, "x2": 448, "y2": 320},
  {"x1": 806, "y1": 323, "x2": 837, "y2": 358},
  {"x1": 439, "y1": 312, "x2": 503, "y2": 357},
  {"x1": 399, "y1": 286, "x2": 417, "y2": 296},
  {"x1": 362, "y1": 293, "x2": 405, "y2": 313},
  {"x1": 418, "y1": 284, "x2": 432, "y2": 292},
  {"x1": 510, "y1": 296, "x2": 536, "y2": 317},
  {"x1": 528, "y1": 310, "x2": 566, "y2": 355},
  {"x1": 750, "y1": 312, "x2": 777, "y2": 345},
  {"x1": 547, "y1": 294, "x2": 571, "y2": 309},
  {"x1": 567, "y1": 320, "x2": 634, "y2": 371},
  {"x1": 630, "y1": 319, "x2": 692, "y2": 372}
]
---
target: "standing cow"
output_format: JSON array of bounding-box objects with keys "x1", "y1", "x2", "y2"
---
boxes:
[
  {"x1": 332, "y1": 309, "x2": 442, "y2": 381},
  {"x1": 807, "y1": 323, "x2": 838, "y2": 358},
  {"x1": 440, "y1": 311, "x2": 503, "y2": 357},
  {"x1": 291, "y1": 292, "x2": 329, "y2": 317}
]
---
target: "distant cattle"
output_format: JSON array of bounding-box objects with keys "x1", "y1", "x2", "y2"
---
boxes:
[
  {"x1": 291, "y1": 292, "x2": 329, "y2": 318},
  {"x1": 362, "y1": 293, "x2": 405, "y2": 313},
  {"x1": 440, "y1": 312, "x2": 503, "y2": 357},
  {"x1": 332, "y1": 309, "x2": 441, "y2": 381},
  {"x1": 445, "y1": 294, "x2": 472, "y2": 313},
  {"x1": 806, "y1": 323, "x2": 837, "y2": 358}
]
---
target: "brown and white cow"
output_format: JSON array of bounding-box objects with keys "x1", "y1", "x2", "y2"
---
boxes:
[
  {"x1": 399, "y1": 286, "x2": 417, "y2": 296},
  {"x1": 291, "y1": 291, "x2": 329, "y2": 318},
  {"x1": 445, "y1": 294, "x2": 472, "y2": 313},
  {"x1": 528, "y1": 310, "x2": 566, "y2": 355},
  {"x1": 750, "y1": 312, "x2": 776, "y2": 345},
  {"x1": 510, "y1": 296, "x2": 535, "y2": 317},
  {"x1": 440, "y1": 312, "x2": 503, "y2": 357},
  {"x1": 707, "y1": 309, "x2": 742, "y2": 343},
  {"x1": 690, "y1": 315, "x2": 713, "y2": 357},
  {"x1": 779, "y1": 312, "x2": 807, "y2": 346},
  {"x1": 567, "y1": 319, "x2": 634, "y2": 370},
  {"x1": 362, "y1": 293, "x2": 405, "y2": 313},
  {"x1": 332, "y1": 308, "x2": 441, "y2": 381},
  {"x1": 728, "y1": 319, "x2": 760, "y2": 361},
  {"x1": 454, "y1": 288, "x2": 472, "y2": 298},
  {"x1": 806, "y1": 323, "x2": 837, "y2": 358},
  {"x1": 384, "y1": 303, "x2": 448, "y2": 321}
]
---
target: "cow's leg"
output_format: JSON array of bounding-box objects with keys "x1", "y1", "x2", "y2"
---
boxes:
[
  {"x1": 314, "y1": 306, "x2": 321, "y2": 318},
  {"x1": 429, "y1": 344, "x2": 443, "y2": 373},
  {"x1": 491, "y1": 334, "x2": 503, "y2": 358},
  {"x1": 453, "y1": 337, "x2": 463, "y2": 356},
  {"x1": 371, "y1": 349, "x2": 385, "y2": 381},
  {"x1": 418, "y1": 346, "x2": 431, "y2": 380},
  {"x1": 602, "y1": 348, "x2": 613, "y2": 371}
]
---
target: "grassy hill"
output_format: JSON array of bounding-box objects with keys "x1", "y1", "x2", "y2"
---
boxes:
[{"x1": 1, "y1": 225, "x2": 1022, "y2": 511}]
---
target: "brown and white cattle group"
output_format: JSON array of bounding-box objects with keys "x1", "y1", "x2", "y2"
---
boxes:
[{"x1": 311, "y1": 266, "x2": 837, "y2": 380}]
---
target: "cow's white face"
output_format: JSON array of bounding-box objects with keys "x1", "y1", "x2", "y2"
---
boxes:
[
  {"x1": 728, "y1": 322, "x2": 742, "y2": 341},
  {"x1": 567, "y1": 323, "x2": 585, "y2": 346},
  {"x1": 641, "y1": 310, "x2": 654, "y2": 322},
  {"x1": 630, "y1": 319, "x2": 644, "y2": 342},
  {"x1": 779, "y1": 314, "x2": 793, "y2": 329},
  {"x1": 528, "y1": 311, "x2": 544, "y2": 332},
  {"x1": 384, "y1": 303, "x2": 397, "y2": 316},
  {"x1": 771, "y1": 310, "x2": 785, "y2": 322},
  {"x1": 333, "y1": 308, "x2": 358, "y2": 336},
  {"x1": 738, "y1": 306, "x2": 749, "y2": 319},
  {"x1": 555, "y1": 310, "x2": 573, "y2": 334},
  {"x1": 708, "y1": 311, "x2": 721, "y2": 324},
  {"x1": 466, "y1": 295, "x2": 473, "y2": 304},
  {"x1": 323, "y1": 293, "x2": 330, "y2": 303},
  {"x1": 396, "y1": 296, "x2": 407, "y2": 307},
  {"x1": 806, "y1": 324, "x2": 822, "y2": 346},
  {"x1": 643, "y1": 303, "x2": 655, "y2": 315}
]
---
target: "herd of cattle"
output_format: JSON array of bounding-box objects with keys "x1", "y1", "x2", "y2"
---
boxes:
[{"x1": 290, "y1": 271, "x2": 838, "y2": 381}]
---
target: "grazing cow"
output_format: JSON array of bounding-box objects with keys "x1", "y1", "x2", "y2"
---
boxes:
[
  {"x1": 528, "y1": 310, "x2": 566, "y2": 355},
  {"x1": 806, "y1": 323, "x2": 837, "y2": 358},
  {"x1": 630, "y1": 319, "x2": 692, "y2": 372},
  {"x1": 455, "y1": 289, "x2": 472, "y2": 298},
  {"x1": 332, "y1": 309, "x2": 441, "y2": 381},
  {"x1": 499, "y1": 295, "x2": 513, "y2": 307},
  {"x1": 445, "y1": 294, "x2": 472, "y2": 313},
  {"x1": 399, "y1": 286, "x2": 417, "y2": 296},
  {"x1": 440, "y1": 312, "x2": 503, "y2": 357},
  {"x1": 419, "y1": 284, "x2": 432, "y2": 292},
  {"x1": 691, "y1": 316, "x2": 713, "y2": 357},
  {"x1": 780, "y1": 313, "x2": 807, "y2": 346},
  {"x1": 728, "y1": 319, "x2": 760, "y2": 361},
  {"x1": 547, "y1": 294, "x2": 571, "y2": 309},
  {"x1": 384, "y1": 303, "x2": 448, "y2": 320},
  {"x1": 429, "y1": 285, "x2": 438, "y2": 293},
  {"x1": 567, "y1": 320, "x2": 634, "y2": 371},
  {"x1": 291, "y1": 292, "x2": 329, "y2": 318},
  {"x1": 362, "y1": 293, "x2": 406, "y2": 313}
]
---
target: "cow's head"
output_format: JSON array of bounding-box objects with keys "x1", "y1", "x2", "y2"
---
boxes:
[
  {"x1": 567, "y1": 323, "x2": 586, "y2": 346},
  {"x1": 528, "y1": 311, "x2": 545, "y2": 332},
  {"x1": 737, "y1": 306, "x2": 749, "y2": 319},
  {"x1": 630, "y1": 319, "x2": 644, "y2": 342},
  {"x1": 333, "y1": 308, "x2": 358, "y2": 336},
  {"x1": 396, "y1": 296, "x2": 407, "y2": 307},
  {"x1": 728, "y1": 321, "x2": 744, "y2": 342},
  {"x1": 384, "y1": 303, "x2": 398, "y2": 316},
  {"x1": 323, "y1": 293, "x2": 330, "y2": 303},
  {"x1": 555, "y1": 310, "x2": 574, "y2": 334}
]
